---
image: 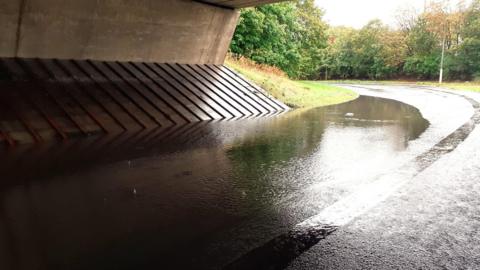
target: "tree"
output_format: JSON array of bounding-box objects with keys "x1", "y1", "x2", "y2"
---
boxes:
[
  {"x1": 324, "y1": 21, "x2": 403, "y2": 80},
  {"x1": 403, "y1": 17, "x2": 441, "y2": 79},
  {"x1": 230, "y1": 3, "x2": 302, "y2": 77},
  {"x1": 230, "y1": 0, "x2": 480, "y2": 82},
  {"x1": 396, "y1": 4, "x2": 420, "y2": 34},
  {"x1": 295, "y1": 0, "x2": 328, "y2": 79},
  {"x1": 457, "y1": 0, "x2": 480, "y2": 80},
  {"x1": 323, "y1": 26, "x2": 357, "y2": 79},
  {"x1": 230, "y1": 1, "x2": 327, "y2": 79},
  {"x1": 423, "y1": 1, "x2": 468, "y2": 81}
]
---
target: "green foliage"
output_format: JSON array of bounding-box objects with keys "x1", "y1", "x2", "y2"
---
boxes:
[
  {"x1": 323, "y1": 27, "x2": 357, "y2": 79},
  {"x1": 404, "y1": 55, "x2": 440, "y2": 79},
  {"x1": 230, "y1": 3, "x2": 301, "y2": 77},
  {"x1": 231, "y1": 0, "x2": 480, "y2": 81},
  {"x1": 353, "y1": 20, "x2": 397, "y2": 79},
  {"x1": 226, "y1": 56, "x2": 358, "y2": 108},
  {"x1": 400, "y1": 16, "x2": 442, "y2": 79},
  {"x1": 230, "y1": 1, "x2": 327, "y2": 78},
  {"x1": 295, "y1": 0, "x2": 328, "y2": 78},
  {"x1": 457, "y1": 0, "x2": 480, "y2": 80},
  {"x1": 323, "y1": 21, "x2": 401, "y2": 79},
  {"x1": 406, "y1": 18, "x2": 438, "y2": 56}
]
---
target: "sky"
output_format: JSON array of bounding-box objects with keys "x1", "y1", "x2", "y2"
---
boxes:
[{"x1": 314, "y1": 0, "x2": 469, "y2": 29}]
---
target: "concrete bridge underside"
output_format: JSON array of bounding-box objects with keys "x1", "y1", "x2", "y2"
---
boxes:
[
  {"x1": 0, "y1": 0, "x2": 289, "y2": 145},
  {"x1": 0, "y1": 0, "x2": 288, "y2": 64},
  {"x1": 196, "y1": 0, "x2": 289, "y2": 8}
]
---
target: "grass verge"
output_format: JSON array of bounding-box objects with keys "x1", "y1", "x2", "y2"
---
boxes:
[
  {"x1": 225, "y1": 57, "x2": 358, "y2": 108},
  {"x1": 325, "y1": 80, "x2": 480, "y2": 92},
  {"x1": 417, "y1": 82, "x2": 480, "y2": 92}
]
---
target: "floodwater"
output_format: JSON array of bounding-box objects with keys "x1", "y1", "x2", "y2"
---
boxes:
[{"x1": 0, "y1": 96, "x2": 430, "y2": 270}]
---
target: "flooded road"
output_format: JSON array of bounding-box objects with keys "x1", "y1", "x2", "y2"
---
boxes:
[{"x1": 0, "y1": 85, "x2": 478, "y2": 270}]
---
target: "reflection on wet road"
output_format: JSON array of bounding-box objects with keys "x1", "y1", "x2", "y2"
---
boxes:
[
  {"x1": 0, "y1": 86, "x2": 477, "y2": 270},
  {"x1": 286, "y1": 85, "x2": 480, "y2": 270}
]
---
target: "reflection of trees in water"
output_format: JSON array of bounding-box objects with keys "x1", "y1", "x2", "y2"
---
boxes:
[
  {"x1": 229, "y1": 111, "x2": 328, "y2": 163},
  {"x1": 327, "y1": 96, "x2": 429, "y2": 147},
  {"x1": 226, "y1": 109, "x2": 328, "y2": 211},
  {"x1": 226, "y1": 96, "x2": 429, "y2": 210}
]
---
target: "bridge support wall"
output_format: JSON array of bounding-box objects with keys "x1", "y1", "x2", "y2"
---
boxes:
[{"x1": 0, "y1": 0, "x2": 239, "y2": 64}]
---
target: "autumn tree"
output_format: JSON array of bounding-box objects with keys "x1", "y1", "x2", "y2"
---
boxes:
[
  {"x1": 230, "y1": 0, "x2": 479, "y2": 81},
  {"x1": 457, "y1": 0, "x2": 480, "y2": 80}
]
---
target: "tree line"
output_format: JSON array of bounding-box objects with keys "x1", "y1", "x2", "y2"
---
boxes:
[{"x1": 229, "y1": 0, "x2": 480, "y2": 81}]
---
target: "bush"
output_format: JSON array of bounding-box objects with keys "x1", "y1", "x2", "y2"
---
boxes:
[
  {"x1": 474, "y1": 73, "x2": 480, "y2": 82},
  {"x1": 403, "y1": 55, "x2": 440, "y2": 80}
]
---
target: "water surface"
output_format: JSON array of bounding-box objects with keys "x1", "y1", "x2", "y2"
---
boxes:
[{"x1": 0, "y1": 96, "x2": 429, "y2": 269}]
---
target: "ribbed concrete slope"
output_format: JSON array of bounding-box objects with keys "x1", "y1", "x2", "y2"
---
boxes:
[{"x1": 0, "y1": 58, "x2": 288, "y2": 145}]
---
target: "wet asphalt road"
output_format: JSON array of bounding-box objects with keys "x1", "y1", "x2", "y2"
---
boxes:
[
  {"x1": 0, "y1": 84, "x2": 479, "y2": 270},
  {"x1": 287, "y1": 85, "x2": 480, "y2": 270}
]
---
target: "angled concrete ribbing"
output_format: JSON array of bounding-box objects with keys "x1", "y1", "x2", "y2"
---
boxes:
[
  {"x1": 23, "y1": 58, "x2": 101, "y2": 134},
  {"x1": 0, "y1": 62, "x2": 52, "y2": 142},
  {"x1": 112, "y1": 62, "x2": 188, "y2": 125},
  {"x1": 73, "y1": 60, "x2": 152, "y2": 129},
  {"x1": 0, "y1": 58, "x2": 288, "y2": 145},
  {"x1": 144, "y1": 63, "x2": 213, "y2": 121},
  {"x1": 218, "y1": 65, "x2": 289, "y2": 111},
  {"x1": 2, "y1": 60, "x2": 74, "y2": 139},
  {"x1": 37, "y1": 59, "x2": 113, "y2": 134},
  {"x1": 103, "y1": 61, "x2": 177, "y2": 127},
  {"x1": 11, "y1": 59, "x2": 94, "y2": 135},
  {"x1": 158, "y1": 63, "x2": 226, "y2": 119},
  {"x1": 52, "y1": 59, "x2": 131, "y2": 132},
  {"x1": 206, "y1": 65, "x2": 277, "y2": 114},
  {"x1": 178, "y1": 64, "x2": 247, "y2": 118},
  {"x1": 185, "y1": 64, "x2": 256, "y2": 117},
  {"x1": 0, "y1": 86, "x2": 43, "y2": 144},
  {"x1": 88, "y1": 60, "x2": 166, "y2": 127},
  {"x1": 62, "y1": 59, "x2": 146, "y2": 131},
  {"x1": 126, "y1": 62, "x2": 201, "y2": 123},
  {"x1": 199, "y1": 64, "x2": 271, "y2": 115},
  {"x1": 166, "y1": 63, "x2": 236, "y2": 119}
]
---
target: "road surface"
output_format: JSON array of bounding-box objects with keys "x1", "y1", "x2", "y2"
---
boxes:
[{"x1": 286, "y1": 84, "x2": 480, "y2": 270}]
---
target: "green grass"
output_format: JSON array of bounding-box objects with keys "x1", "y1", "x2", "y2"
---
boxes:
[
  {"x1": 290, "y1": 81, "x2": 359, "y2": 108},
  {"x1": 325, "y1": 79, "x2": 480, "y2": 92},
  {"x1": 417, "y1": 82, "x2": 480, "y2": 92},
  {"x1": 225, "y1": 61, "x2": 358, "y2": 108}
]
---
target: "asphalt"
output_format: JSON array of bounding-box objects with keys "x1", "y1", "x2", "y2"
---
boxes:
[{"x1": 286, "y1": 85, "x2": 480, "y2": 270}]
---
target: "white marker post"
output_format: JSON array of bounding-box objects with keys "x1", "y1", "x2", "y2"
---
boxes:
[{"x1": 439, "y1": 35, "x2": 446, "y2": 84}]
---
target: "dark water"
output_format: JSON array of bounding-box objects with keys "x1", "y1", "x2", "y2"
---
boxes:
[{"x1": 0, "y1": 96, "x2": 429, "y2": 270}]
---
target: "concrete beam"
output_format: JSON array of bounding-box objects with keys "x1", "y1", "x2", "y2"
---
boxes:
[
  {"x1": 195, "y1": 0, "x2": 290, "y2": 8},
  {"x1": 0, "y1": 0, "x2": 240, "y2": 64}
]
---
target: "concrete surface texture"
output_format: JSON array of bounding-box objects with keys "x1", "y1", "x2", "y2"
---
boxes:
[
  {"x1": 0, "y1": 57, "x2": 288, "y2": 145},
  {"x1": 197, "y1": 0, "x2": 290, "y2": 8},
  {"x1": 0, "y1": 0, "x2": 239, "y2": 64}
]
